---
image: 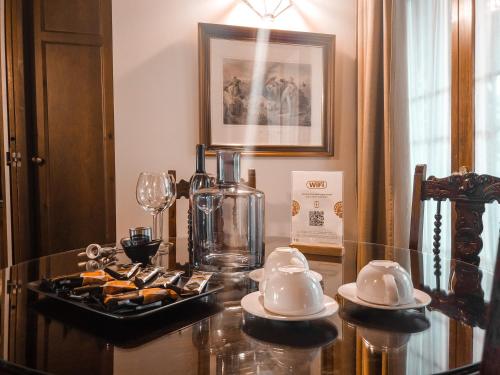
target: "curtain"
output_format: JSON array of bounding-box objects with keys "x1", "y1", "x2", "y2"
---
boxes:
[
  {"x1": 358, "y1": 0, "x2": 453, "y2": 371},
  {"x1": 406, "y1": 0, "x2": 453, "y2": 258},
  {"x1": 475, "y1": 0, "x2": 500, "y2": 276},
  {"x1": 403, "y1": 1, "x2": 452, "y2": 372},
  {"x1": 357, "y1": 0, "x2": 411, "y2": 248},
  {"x1": 357, "y1": 0, "x2": 396, "y2": 246}
]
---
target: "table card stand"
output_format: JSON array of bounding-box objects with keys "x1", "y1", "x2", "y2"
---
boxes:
[{"x1": 290, "y1": 171, "x2": 344, "y2": 256}]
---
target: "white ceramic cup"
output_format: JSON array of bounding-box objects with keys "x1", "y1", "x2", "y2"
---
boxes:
[
  {"x1": 260, "y1": 247, "x2": 309, "y2": 293},
  {"x1": 264, "y1": 265, "x2": 324, "y2": 316},
  {"x1": 356, "y1": 260, "x2": 414, "y2": 306}
]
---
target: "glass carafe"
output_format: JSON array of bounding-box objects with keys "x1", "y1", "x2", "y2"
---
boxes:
[{"x1": 192, "y1": 151, "x2": 265, "y2": 273}]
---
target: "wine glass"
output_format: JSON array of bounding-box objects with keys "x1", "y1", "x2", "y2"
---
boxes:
[
  {"x1": 194, "y1": 189, "x2": 223, "y2": 252},
  {"x1": 195, "y1": 191, "x2": 223, "y2": 215},
  {"x1": 136, "y1": 172, "x2": 176, "y2": 241}
]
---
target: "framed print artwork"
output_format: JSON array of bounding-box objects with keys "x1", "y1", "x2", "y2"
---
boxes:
[{"x1": 198, "y1": 23, "x2": 335, "y2": 156}]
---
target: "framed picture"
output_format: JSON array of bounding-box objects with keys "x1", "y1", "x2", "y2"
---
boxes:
[{"x1": 198, "y1": 23, "x2": 335, "y2": 157}]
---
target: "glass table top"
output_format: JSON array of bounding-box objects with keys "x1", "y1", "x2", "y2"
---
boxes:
[{"x1": 0, "y1": 238, "x2": 492, "y2": 374}]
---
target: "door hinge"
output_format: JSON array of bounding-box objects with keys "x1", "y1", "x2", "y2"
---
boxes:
[
  {"x1": 6, "y1": 152, "x2": 21, "y2": 167},
  {"x1": 6, "y1": 280, "x2": 18, "y2": 294}
]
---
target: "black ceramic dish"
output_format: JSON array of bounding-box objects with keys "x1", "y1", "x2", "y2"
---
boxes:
[{"x1": 120, "y1": 238, "x2": 162, "y2": 264}]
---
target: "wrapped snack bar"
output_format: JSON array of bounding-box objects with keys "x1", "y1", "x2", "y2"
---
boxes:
[
  {"x1": 134, "y1": 267, "x2": 162, "y2": 287},
  {"x1": 181, "y1": 271, "x2": 213, "y2": 297},
  {"x1": 146, "y1": 270, "x2": 184, "y2": 289},
  {"x1": 47, "y1": 270, "x2": 113, "y2": 290},
  {"x1": 103, "y1": 288, "x2": 179, "y2": 309},
  {"x1": 104, "y1": 263, "x2": 141, "y2": 280},
  {"x1": 73, "y1": 280, "x2": 138, "y2": 296}
]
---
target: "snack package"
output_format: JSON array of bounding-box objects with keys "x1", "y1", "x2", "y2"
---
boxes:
[
  {"x1": 134, "y1": 267, "x2": 162, "y2": 287},
  {"x1": 104, "y1": 263, "x2": 141, "y2": 280},
  {"x1": 48, "y1": 270, "x2": 113, "y2": 289},
  {"x1": 103, "y1": 280, "x2": 139, "y2": 295},
  {"x1": 146, "y1": 270, "x2": 184, "y2": 289},
  {"x1": 103, "y1": 288, "x2": 178, "y2": 308},
  {"x1": 181, "y1": 271, "x2": 213, "y2": 296},
  {"x1": 73, "y1": 280, "x2": 138, "y2": 296}
]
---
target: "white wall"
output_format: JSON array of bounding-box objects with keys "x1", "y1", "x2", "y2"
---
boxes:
[{"x1": 112, "y1": 0, "x2": 357, "y2": 241}]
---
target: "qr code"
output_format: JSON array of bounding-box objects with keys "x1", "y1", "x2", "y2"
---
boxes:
[{"x1": 309, "y1": 210, "x2": 324, "y2": 226}]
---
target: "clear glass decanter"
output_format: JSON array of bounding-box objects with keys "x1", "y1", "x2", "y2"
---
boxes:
[{"x1": 192, "y1": 151, "x2": 265, "y2": 273}]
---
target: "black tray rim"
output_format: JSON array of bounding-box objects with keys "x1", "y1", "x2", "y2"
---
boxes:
[{"x1": 27, "y1": 279, "x2": 224, "y2": 320}]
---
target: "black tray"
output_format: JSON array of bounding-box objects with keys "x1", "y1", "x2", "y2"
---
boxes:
[{"x1": 27, "y1": 277, "x2": 224, "y2": 320}]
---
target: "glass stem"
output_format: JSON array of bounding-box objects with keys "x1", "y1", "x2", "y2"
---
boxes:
[
  {"x1": 152, "y1": 213, "x2": 159, "y2": 240},
  {"x1": 159, "y1": 211, "x2": 164, "y2": 241}
]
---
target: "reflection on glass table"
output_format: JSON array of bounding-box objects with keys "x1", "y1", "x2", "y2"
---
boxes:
[{"x1": 0, "y1": 238, "x2": 492, "y2": 374}]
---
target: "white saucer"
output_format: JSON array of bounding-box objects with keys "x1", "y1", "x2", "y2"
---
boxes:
[
  {"x1": 241, "y1": 291, "x2": 338, "y2": 321},
  {"x1": 249, "y1": 268, "x2": 323, "y2": 283},
  {"x1": 337, "y1": 283, "x2": 431, "y2": 310}
]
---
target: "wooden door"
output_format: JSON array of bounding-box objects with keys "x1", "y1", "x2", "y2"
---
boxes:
[
  {"x1": 6, "y1": 0, "x2": 116, "y2": 261},
  {"x1": 31, "y1": 0, "x2": 116, "y2": 255}
]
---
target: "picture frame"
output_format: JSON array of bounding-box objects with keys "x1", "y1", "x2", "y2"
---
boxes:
[{"x1": 198, "y1": 23, "x2": 335, "y2": 157}]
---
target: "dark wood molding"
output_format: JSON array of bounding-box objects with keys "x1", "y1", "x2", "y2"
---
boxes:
[
  {"x1": 100, "y1": 0, "x2": 117, "y2": 247},
  {"x1": 0, "y1": 5, "x2": 8, "y2": 267},
  {"x1": 5, "y1": 0, "x2": 36, "y2": 263},
  {"x1": 409, "y1": 165, "x2": 427, "y2": 287},
  {"x1": 409, "y1": 164, "x2": 427, "y2": 252},
  {"x1": 198, "y1": 23, "x2": 335, "y2": 157},
  {"x1": 451, "y1": 0, "x2": 475, "y2": 172}
]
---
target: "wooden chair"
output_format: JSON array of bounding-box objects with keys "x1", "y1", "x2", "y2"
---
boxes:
[
  {"x1": 409, "y1": 165, "x2": 500, "y2": 373},
  {"x1": 409, "y1": 164, "x2": 500, "y2": 266},
  {"x1": 481, "y1": 228, "x2": 500, "y2": 374},
  {"x1": 438, "y1": 229, "x2": 500, "y2": 375}
]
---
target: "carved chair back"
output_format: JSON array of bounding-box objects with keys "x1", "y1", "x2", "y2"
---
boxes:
[{"x1": 409, "y1": 164, "x2": 500, "y2": 266}]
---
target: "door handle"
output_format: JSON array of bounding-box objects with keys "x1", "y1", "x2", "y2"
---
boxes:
[{"x1": 31, "y1": 156, "x2": 44, "y2": 165}]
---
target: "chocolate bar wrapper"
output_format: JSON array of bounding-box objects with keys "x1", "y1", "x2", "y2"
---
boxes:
[
  {"x1": 146, "y1": 270, "x2": 184, "y2": 289},
  {"x1": 181, "y1": 271, "x2": 213, "y2": 296},
  {"x1": 134, "y1": 267, "x2": 162, "y2": 287},
  {"x1": 73, "y1": 280, "x2": 138, "y2": 296},
  {"x1": 103, "y1": 288, "x2": 178, "y2": 309},
  {"x1": 48, "y1": 270, "x2": 113, "y2": 290},
  {"x1": 71, "y1": 284, "x2": 102, "y2": 296},
  {"x1": 104, "y1": 263, "x2": 141, "y2": 280}
]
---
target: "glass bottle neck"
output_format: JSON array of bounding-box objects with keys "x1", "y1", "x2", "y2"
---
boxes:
[
  {"x1": 195, "y1": 144, "x2": 206, "y2": 173},
  {"x1": 216, "y1": 151, "x2": 241, "y2": 184}
]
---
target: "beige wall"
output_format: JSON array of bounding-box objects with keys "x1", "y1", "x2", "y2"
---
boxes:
[{"x1": 112, "y1": 0, "x2": 357, "y2": 241}]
